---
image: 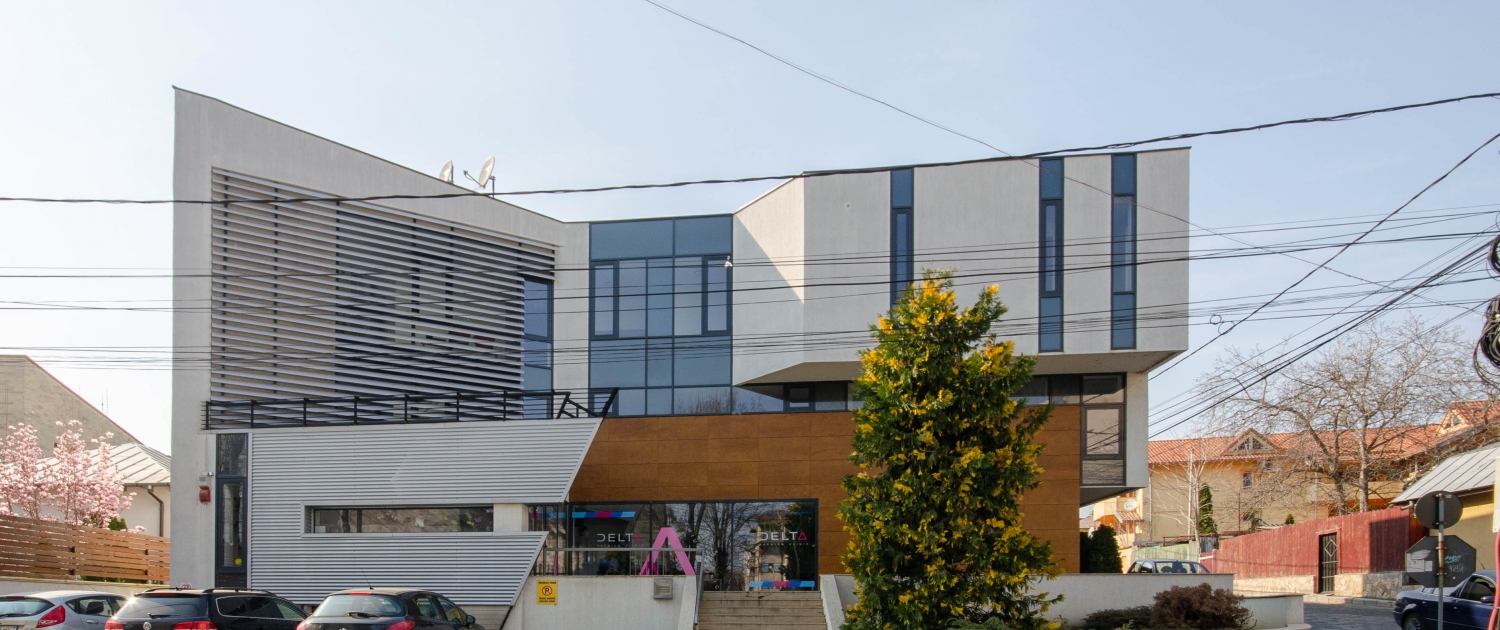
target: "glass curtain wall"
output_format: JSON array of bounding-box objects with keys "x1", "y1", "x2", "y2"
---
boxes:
[
  {"x1": 590, "y1": 217, "x2": 733, "y2": 416},
  {"x1": 1015, "y1": 374, "x2": 1128, "y2": 486}
]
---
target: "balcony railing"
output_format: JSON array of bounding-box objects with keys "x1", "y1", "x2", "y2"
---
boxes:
[{"x1": 203, "y1": 389, "x2": 617, "y2": 430}]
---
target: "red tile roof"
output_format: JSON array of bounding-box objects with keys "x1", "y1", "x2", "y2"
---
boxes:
[{"x1": 1149, "y1": 425, "x2": 1447, "y2": 465}]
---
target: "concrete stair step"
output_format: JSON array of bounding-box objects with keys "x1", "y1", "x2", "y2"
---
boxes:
[
  {"x1": 698, "y1": 625, "x2": 827, "y2": 630},
  {"x1": 699, "y1": 602, "x2": 824, "y2": 610},
  {"x1": 699, "y1": 612, "x2": 827, "y2": 621},
  {"x1": 702, "y1": 592, "x2": 822, "y2": 599}
]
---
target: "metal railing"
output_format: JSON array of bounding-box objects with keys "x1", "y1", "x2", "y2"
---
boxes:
[{"x1": 204, "y1": 389, "x2": 617, "y2": 429}]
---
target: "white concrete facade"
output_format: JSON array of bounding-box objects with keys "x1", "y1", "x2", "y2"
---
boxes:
[{"x1": 172, "y1": 89, "x2": 1189, "y2": 596}]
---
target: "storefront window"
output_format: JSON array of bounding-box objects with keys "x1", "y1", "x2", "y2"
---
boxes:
[{"x1": 530, "y1": 500, "x2": 818, "y2": 591}]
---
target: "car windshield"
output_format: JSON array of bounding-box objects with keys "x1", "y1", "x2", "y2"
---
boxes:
[
  {"x1": 117, "y1": 596, "x2": 208, "y2": 619},
  {"x1": 313, "y1": 595, "x2": 405, "y2": 618},
  {"x1": 1155, "y1": 561, "x2": 1201, "y2": 573},
  {"x1": 0, "y1": 598, "x2": 54, "y2": 617}
]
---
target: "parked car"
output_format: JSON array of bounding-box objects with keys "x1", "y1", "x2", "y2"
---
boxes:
[
  {"x1": 1126, "y1": 559, "x2": 1211, "y2": 574},
  {"x1": 1394, "y1": 570, "x2": 1495, "y2": 630},
  {"x1": 301, "y1": 589, "x2": 482, "y2": 630},
  {"x1": 0, "y1": 591, "x2": 128, "y2": 630},
  {"x1": 105, "y1": 589, "x2": 304, "y2": 630}
]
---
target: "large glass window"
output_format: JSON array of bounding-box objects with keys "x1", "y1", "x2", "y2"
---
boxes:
[
  {"x1": 1111, "y1": 153, "x2": 1137, "y2": 349},
  {"x1": 530, "y1": 500, "x2": 817, "y2": 592},
  {"x1": 1039, "y1": 157, "x2": 1065, "y2": 352},
  {"x1": 890, "y1": 168, "x2": 915, "y2": 305},
  {"x1": 307, "y1": 506, "x2": 494, "y2": 533}
]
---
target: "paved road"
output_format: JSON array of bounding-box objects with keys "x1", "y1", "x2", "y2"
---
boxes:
[{"x1": 1305, "y1": 603, "x2": 1396, "y2": 630}]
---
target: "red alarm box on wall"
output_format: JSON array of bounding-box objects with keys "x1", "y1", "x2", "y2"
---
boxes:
[{"x1": 199, "y1": 485, "x2": 211, "y2": 503}]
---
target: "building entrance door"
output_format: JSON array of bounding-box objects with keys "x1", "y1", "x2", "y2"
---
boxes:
[{"x1": 1318, "y1": 533, "x2": 1338, "y2": 593}]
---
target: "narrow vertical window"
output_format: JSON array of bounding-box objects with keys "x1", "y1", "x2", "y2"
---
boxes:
[
  {"x1": 1111, "y1": 154, "x2": 1137, "y2": 349},
  {"x1": 890, "y1": 168, "x2": 915, "y2": 305},
  {"x1": 592, "y1": 264, "x2": 615, "y2": 337},
  {"x1": 522, "y1": 278, "x2": 553, "y2": 391},
  {"x1": 1038, "y1": 158, "x2": 1064, "y2": 352},
  {"x1": 215, "y1": 433, "x2": 248, "y2": 587}
]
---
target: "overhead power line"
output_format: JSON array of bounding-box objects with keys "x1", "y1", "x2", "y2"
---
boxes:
[{"x1": 0, "y1": 93, "x2": 1490, "y2": 207}]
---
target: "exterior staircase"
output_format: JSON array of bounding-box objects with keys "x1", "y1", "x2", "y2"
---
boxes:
[{"x1": 697, "y1": 591, "x2": 827, "y2": 630}]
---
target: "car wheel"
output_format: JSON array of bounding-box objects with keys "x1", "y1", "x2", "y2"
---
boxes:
[{"x1": 1404, "y1": 613, "x2": 1424, "y2": 630}]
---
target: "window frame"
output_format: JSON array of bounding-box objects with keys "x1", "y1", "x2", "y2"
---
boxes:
[
  {"x1": 304, "y1": 505, "x2": 496, "y2": 535},
  {"x1": 215, "y1": 433, "x2": 249, "y2": 579}
]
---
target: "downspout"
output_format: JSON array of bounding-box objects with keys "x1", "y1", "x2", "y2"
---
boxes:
[{"x1": 142, "y1": 484, "x2": 165, "y2": 536}]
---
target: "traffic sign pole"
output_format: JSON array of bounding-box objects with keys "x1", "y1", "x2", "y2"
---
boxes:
[{"x1": 1438, "y1": 517, "x2": 1445, "y2": 630}]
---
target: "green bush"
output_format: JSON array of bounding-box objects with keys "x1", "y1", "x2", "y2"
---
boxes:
[
  {"x1": 1150, "y1": 583, "x2": 1250, "y2": 630},
  {"x1": 1082, "y1": 606, "x2": 1152, "y2": 630}
]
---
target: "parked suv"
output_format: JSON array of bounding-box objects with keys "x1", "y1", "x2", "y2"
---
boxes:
[
  {"x1": 301, "y1": 589, "x2": 482, "y2": 630},
  {"x1": 0, "y1": 591, "x2": 127, "y2": 630},
  {"x1": 106, "y1": 589, "x2": 304, "y2": 630}
]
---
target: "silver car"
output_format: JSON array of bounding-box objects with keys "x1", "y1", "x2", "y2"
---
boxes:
[{"x1": 0, "y1": 591, "x2": 127, "y2": 630}]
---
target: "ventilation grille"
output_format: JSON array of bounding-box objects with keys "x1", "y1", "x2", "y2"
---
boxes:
[{"x1": 209, "y1": 170, "x2": 555, "y2": 401}]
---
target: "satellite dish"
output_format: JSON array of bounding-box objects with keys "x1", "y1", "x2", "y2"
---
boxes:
[
  {"x1": 439, "y1": 160, "x2": 453, "y2": 183},
  {"x1": 476, "y1": 156, "x2": 495, "y2": 189},
  {"x1": 1122, "y1": 499, "x2": 1139, "y2": 511}
]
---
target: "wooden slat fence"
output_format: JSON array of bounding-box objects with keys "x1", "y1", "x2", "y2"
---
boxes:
[{"x1": 0, "y1": 513, "x2": 169, "y2": 583}]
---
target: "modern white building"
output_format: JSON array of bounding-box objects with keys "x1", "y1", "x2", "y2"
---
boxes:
[{"x1": 170, "y1": 89, "x2": 1188, "y2": 611}]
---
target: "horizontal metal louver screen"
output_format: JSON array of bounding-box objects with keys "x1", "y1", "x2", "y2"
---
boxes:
[
  {"x1": 248, "y1": 419, "x2": 600, "y2": 605},
  {"x1": 209, "y1": 170, "x2": 555, "y2": 401}
]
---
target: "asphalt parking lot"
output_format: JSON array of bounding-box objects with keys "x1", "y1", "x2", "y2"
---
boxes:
[{"x1": 1304, "y1": 603, "x2": 1396, "y2": 630}]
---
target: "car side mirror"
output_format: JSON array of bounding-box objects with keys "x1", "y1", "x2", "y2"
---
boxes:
[
  {"x1": 1483, "y1": 596, "x2": 1495, "y2": 605},
  {"x1": 465, "y1": 616, "x2": 475, "y2": 626}
]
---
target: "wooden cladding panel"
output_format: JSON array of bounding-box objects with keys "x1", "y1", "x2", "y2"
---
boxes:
[
  {"x1": 571, "y1": 408, "x2": 1082, "y2": 574},
  {"x1": 0, "y1": 513, "x2": 169, "y2": 583}
]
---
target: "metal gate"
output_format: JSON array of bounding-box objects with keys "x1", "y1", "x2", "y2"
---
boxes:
[{"x1": 1318, "y1": 533, "x2": 1338, "y2": 593}]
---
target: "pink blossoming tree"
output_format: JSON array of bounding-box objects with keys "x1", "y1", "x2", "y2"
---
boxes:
[{"x1": 0, "y1": 421, "x2": 133, "y2": 528}]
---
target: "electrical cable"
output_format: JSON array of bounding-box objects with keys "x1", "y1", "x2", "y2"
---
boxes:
[
  {"x1": 0, "y1": 94, "x2": 1487, "y2": 207},
  {"x1": 1148, "y1": 129, "x2": 1500, "y2": 380}
]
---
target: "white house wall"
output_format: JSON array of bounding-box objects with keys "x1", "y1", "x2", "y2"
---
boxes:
[
  {"x1": 798, "y1": 171, "x2": 891, "y2": 380},
  {"x1": 247, "y1": 419, "x2": 598, "y2": 604}
]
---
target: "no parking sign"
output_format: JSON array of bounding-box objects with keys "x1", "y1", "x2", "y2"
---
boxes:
[{"x1": 537, "y1": 579, "x2": 558, "y2": 605}]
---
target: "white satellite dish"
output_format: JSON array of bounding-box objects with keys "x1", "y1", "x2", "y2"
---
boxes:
[
  {"x1": 438, "y1": 160, "x2": 453, "y2": 183},
  {"x1": 1122, "y1": 499, "x2": 1139, "y2": 511},
  {"x1": 476, "y1": 156, "x2": 495, "y2": 189}
]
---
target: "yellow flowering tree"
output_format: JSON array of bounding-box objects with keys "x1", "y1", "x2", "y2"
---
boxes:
[{"x1": 839, "y1": 272, "x2": 1058, "y2": 630}]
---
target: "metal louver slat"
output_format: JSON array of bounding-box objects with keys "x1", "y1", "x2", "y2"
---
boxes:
[{"x1": 209, "y1": 169, "x2": 555, "y2": 402}]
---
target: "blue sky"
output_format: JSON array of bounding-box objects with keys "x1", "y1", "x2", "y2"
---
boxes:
[{"x1": 2, "y1": 2, "x2": 1498, "y2": 450}]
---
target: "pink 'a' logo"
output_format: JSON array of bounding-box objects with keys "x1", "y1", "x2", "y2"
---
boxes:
[{"x1": 639, "y1": 526, "x2": 696, "y2": 577}]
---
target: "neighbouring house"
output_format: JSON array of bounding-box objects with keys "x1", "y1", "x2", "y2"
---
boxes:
[
  {"x1": 1115, "y1": 403, "x2": 1500, "y2": 545},
  {"x1": 0, "y1": 355, "x2": 141, "y2": 449},
  {"x1": 168, "y1": 88, "x2": 1190, "y2": 617},
  {"x1": 1, "y1": 355, "x2": 170, "y2": 535},
  {"x1": 1392, "y1": 442, "x2": 1499, "y2": 575},
  {"x1": 34, "y1": 442, "x2": 172, "y2": 536}
]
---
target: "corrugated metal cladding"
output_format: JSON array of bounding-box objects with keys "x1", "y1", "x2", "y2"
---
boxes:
[
  {"x1": 247, "y1": 419, "x2": 599, "y2": 604},
  {"x1": 209, "y1": 169, "x2": 556, "y2": 401}
]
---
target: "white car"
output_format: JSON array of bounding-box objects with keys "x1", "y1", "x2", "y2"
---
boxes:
[
  {"x1": 1127, "y1": 559, "x2": 1211, "y2": 574},
  {"x1": 0, "y1": 591, "x2": 127, "y2": 630}
]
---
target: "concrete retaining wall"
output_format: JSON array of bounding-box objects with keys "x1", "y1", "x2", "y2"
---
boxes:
[
  {"x1": 501, "y1": 576, "x2": 695, "y2": 630},
  {"x1": 1236, "y1": 570, "x2": 1404, "y2": 599}
]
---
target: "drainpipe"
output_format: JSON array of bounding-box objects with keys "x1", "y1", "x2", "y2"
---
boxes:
[{"x1": 142, "y1": 484, "x2": 165, "y2": 536}]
